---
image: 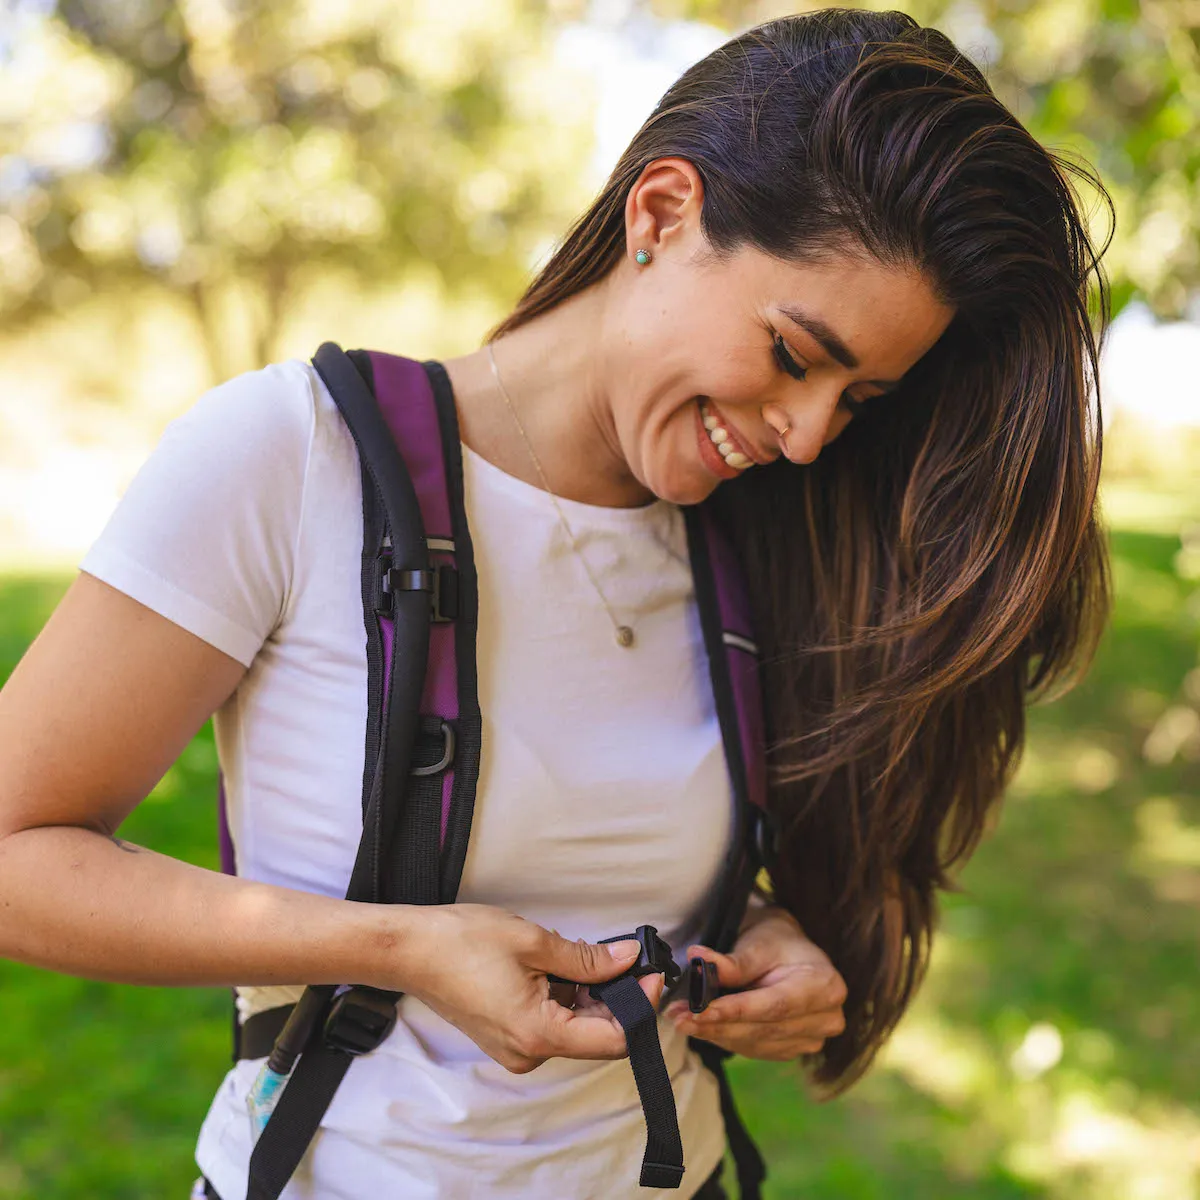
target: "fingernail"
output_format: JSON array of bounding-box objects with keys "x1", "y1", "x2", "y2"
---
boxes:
[{"x1": 607, "y1": 939, "x2": 640, "y2": 959}]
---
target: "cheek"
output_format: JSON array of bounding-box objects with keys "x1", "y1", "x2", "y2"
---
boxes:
[{"x1": 702, "y1": 355, "x2": 773, "y2": 404}]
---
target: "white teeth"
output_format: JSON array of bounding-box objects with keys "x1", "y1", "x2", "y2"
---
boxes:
[{"x1": 699, "y1": 400, "x2": 752, "y2": 469}]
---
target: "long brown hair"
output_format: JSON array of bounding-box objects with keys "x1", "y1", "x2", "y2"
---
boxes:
[{"x1": 487, "y1": 9, "x2": 1112, "y2": 1091}]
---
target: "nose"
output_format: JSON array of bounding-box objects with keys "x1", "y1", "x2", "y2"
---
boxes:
[{"x1": 761, "y1": 394, "x2": 844, "y2": 464}]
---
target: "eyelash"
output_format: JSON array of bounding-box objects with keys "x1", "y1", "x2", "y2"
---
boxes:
[
  {"x1": 771, "y1": 331, "x2": 865, "y2": 418},
  {"x1": 771, "y1": 331, "x2": 807, "y2": 381}
]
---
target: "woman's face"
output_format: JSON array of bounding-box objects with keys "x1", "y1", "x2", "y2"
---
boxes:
[{"x1": 608, "y1": 161, "x2": 955, "y2": 506}]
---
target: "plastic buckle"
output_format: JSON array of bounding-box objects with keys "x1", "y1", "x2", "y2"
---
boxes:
[
  {"x1": 322, "y1": 987, "x2": 398, "y2": 1056},
  {"x1": 687, "y1": 956, "x2": 719, "y2": 1013},
  {"x1": 600, "y1": 924, "x2": 682, "y2": 990},
  {"x1": 378, "y1": 563, "x2": 458, "y2": 623}
]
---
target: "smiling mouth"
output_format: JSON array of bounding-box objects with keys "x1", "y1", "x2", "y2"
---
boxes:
[{"x1": 698, "y1": 399, "x2": 754, "y2": 470}]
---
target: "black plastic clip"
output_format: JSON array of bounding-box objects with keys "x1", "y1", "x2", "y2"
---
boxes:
[
  {"x1": 323, "y1": 987, "x2": 398, "y2": 1056},
  {"x1": 687, "y1": 956, "x2": 719, "y2": 1014},
  {"x1": 595, "y1": 925, "x2": 682, "y2": 993},
  {"x1": 546, "y1": 925, "x2": 683, "y2": 992}
]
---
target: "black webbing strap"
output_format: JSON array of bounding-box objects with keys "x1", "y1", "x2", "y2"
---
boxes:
[
  {"x1": 246, "y1": 1015, "x2": 352, "y2": 1200},
  {"x1": 693, "y1": 1041, "x2": 765, "y2": 1200},
  {"x1": 589, "y1": 974, "x2": 684, "y2": 1190}
]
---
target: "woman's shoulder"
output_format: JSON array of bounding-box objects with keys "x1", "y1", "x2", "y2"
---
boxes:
[
  {"x1": 76, "y1": 357, "x2": 335, "y2": 669},
  {"x1": 177, "y1": 357, "x2": 319, "y2": 458}
]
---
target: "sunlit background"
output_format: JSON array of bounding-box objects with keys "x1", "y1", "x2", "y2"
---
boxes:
[{"x1": 1, "y1": 1, "x2": 1198, "y2": 1197}]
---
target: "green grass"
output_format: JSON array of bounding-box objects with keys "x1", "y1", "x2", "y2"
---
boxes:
[{"x1": 1, "y1": 461, "x2": 1197, "y2": 1198}]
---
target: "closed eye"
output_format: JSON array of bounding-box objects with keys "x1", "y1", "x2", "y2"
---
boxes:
[
  {"x1": 772, "y1": 331, "x2": 867, "y2": 418},
  {"x1": 772, "y1": 331, "x2": 807, "y2": 381}
]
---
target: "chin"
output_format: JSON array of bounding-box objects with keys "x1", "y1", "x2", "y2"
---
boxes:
[{"x1": 647, "y1": 467, "x2": 718, "y2": 507}]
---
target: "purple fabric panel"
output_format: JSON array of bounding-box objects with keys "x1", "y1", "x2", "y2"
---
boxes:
[
  {"x1": 367, "y1": 353, "x2": 453, "y2": 538},
  {"x1": 728, "y1": 649, "x2": 767, "y2": 812},
  {"x1": 701, "y1": 507, "x2": 768, "y2": 812},
  {"x1": 700, "y1": 507, "x2": 754, "y2": 641},
  {"x1": 217, "y1": 771, "x2": 236, "y2": 874},
  {"x1": 366, "y1": 351, "x2": 459, "y2": 843},
  {"x1": 381, "y1": 611, "x2": 395, "y2": 707}
]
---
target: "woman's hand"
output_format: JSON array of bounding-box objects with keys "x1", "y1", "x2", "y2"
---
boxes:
[
  {"x1": 396, "y1": 903, "x2": 664, "y2": 1074},
  {"x1": 665, "y1": 903, "x2": 846, "y2": 1061}
]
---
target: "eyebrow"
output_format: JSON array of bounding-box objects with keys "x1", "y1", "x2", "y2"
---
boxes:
[{"x1": 777, "y1": 304, "x2": 901, "y2": 392}]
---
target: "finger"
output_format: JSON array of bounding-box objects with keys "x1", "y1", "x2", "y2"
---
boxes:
[
  {"x1": 672, "y1": 995, "x2": 843, "y2": 1042},
  {"x1": 639, "y1": 972, "x2": 665, "y2": 1009},
  {"x1": 672, "y1": 1016, "x2": 826, "y2": 1059},
  {"x1": 680, "y1": 1007, "x2": 842, "y2": 1045},
  {"x1": 688, "y1": 979, "x2": 841, "y2": 1025},
  {"x1": 539, "y1": 1003, "x2": 630, "y2": 1060},
  {"x1": 530, "y1": 933, "x2": 640, "y2": 985},
  {"x1": 577, "y1": 970, "x2": 667, "y2": 1023},
  {"x1": 685, "y1": 944, "x2": 747, "y2": 990}
]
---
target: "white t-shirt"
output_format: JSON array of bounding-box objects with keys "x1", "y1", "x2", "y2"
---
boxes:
[{"x1": 79, "y1": 357, "x2": 735, "y2": 1199}]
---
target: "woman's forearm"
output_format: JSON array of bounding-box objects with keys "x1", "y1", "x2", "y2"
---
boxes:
[{"x1": 0, "y1": 824, "x2": 410, "y2": 989}]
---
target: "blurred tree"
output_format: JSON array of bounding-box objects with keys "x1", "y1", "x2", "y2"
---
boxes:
[
  {"x1": 0, "y1": 0, "x2": 597, "y2": 382},
  {"x1": 1, "y1": 0, "x2": 1197, "y2": 391}
]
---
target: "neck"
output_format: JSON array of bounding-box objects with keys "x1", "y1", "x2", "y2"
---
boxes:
[{"x1": 440, "y1": 276, "x2": 656, "y2": 508}]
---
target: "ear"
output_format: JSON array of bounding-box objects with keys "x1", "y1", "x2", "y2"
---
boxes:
[{"x1": 624, "y1": 157, "x2": 705, "y2": 259}]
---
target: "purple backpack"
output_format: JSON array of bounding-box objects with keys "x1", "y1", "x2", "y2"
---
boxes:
[{"x1": 218, "y1": 343, "x2": 772, "y2": 1199}]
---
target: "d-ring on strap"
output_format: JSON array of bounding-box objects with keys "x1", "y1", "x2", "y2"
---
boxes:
[{"x1": 588, "y1": 973, "x2": 684, "y2": 1189}]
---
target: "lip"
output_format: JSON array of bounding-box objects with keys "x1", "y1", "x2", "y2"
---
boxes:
[{"x1": 700, "y1": 398, "x2": 772, "y2": 466}]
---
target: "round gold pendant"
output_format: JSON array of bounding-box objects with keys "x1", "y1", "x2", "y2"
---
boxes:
[{"x1": 615, "y1": 625, "x2": 635, "y2": 648}]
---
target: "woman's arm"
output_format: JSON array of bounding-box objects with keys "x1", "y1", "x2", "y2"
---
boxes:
[
  {"x1": 0, "y1": 572, "x2": 648, "y2": 1071},
  {"x1": 0, "y1": 571, "x2": 400, "y2": 986}
]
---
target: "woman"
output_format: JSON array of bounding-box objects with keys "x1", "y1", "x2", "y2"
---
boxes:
[{"x1": 0, "y1": 9, "x2": 1110, "y2": 1199}]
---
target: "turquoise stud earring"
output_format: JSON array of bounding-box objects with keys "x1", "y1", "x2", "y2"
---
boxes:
[{"x1": 634, "y1": 249, "x2": 652, "y2": 265}]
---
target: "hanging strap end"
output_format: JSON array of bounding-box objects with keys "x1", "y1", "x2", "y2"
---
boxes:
[{"x1": 639, "y1": 1161, "x2": 685, "y2": 1189}]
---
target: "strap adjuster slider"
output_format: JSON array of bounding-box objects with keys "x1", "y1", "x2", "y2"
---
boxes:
[{"x1": 323, "y1": 987, "x2": 397, "y2": 1056}]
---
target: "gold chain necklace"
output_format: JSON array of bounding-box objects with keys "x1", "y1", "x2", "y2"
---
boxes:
[{"x1": 486, "y1": 341, "x2": 636, "y2": 649}]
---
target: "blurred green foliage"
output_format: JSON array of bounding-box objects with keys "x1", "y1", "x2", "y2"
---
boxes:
[
  {"x1": 2, "y1": 0, "x2": 1197, "y2": 392},
  {"x1": 0, "y1": 0, "x2": 598, "y2": 381},
  {"x1": 2, "y1": 1, "x2": 1198, "y2": 1196},
  {"x1": 1, "y1": 443, "x2": 1196, "y2": 1198}
]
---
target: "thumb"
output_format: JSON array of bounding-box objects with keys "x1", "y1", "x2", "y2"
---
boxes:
[
  {"x1": 687, "y1": 944, "x2": 747, "y2": 990},
  {"x1": 534, "y1": 933, "x2": 641, "y2": 984}
]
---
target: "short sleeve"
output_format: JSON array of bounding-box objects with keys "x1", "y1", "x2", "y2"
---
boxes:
[{"x1": 79, "y1": 359, "x2": 316, "y2": 668}]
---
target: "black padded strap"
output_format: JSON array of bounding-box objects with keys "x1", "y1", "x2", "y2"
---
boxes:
[
  {"x1": 589, "y1": 975, "x2": 683, "y2": 1189},
  {"x1": 245, "y1": 345, "x2": 429, "y2": 1200}
]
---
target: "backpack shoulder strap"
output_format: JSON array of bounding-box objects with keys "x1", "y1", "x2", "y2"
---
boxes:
[
  {"x1": 684, "y1": 498, "x2": 770, "y2": 1200},
  {"x1": 355, "y1": 350, "x2": 482, "y2": 904},
  {"x1": 684, "y1": 499, "x2": 770, "y2": 955},
  {"x1": 244, "y1": 343, "x2": 481, "y2": 1200}
]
